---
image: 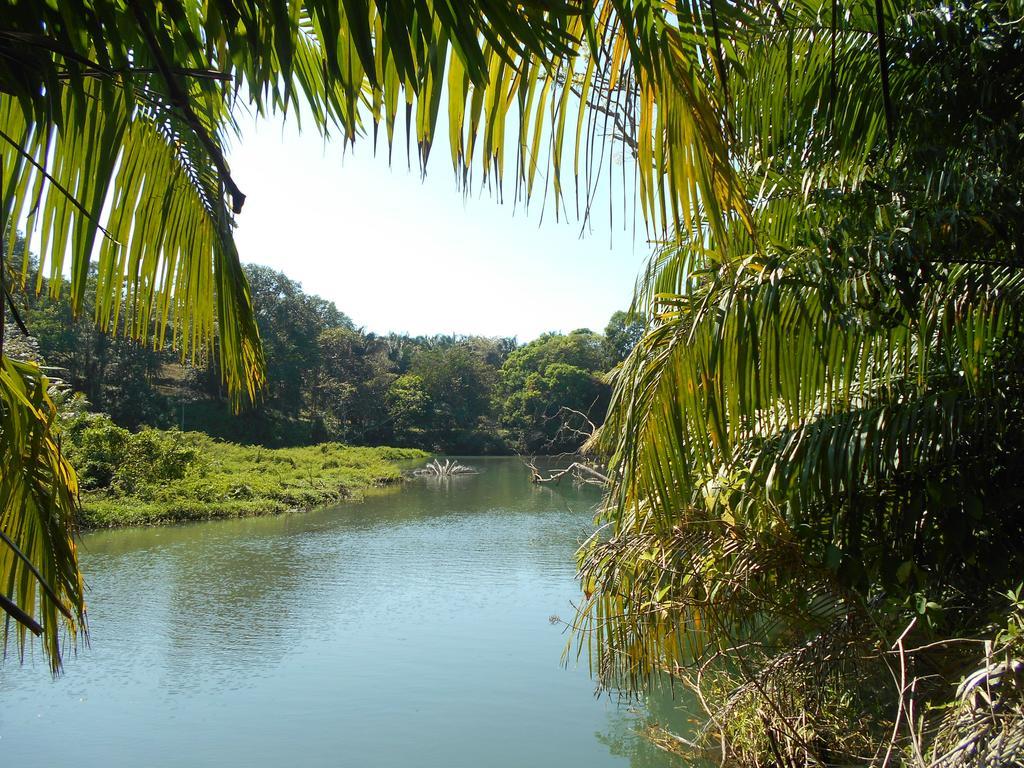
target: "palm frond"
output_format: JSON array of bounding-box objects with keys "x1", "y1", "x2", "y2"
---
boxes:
[
  {"x1": 0, "y1": 357, "x2": 85, "y2": 675},
  {"x1": 0, "y1": 0, "x2": 759, "y2": 402},
  {"x1": 1, "y1": 79, "x2": 265, "y2": 406},
  {"x1": 576, "y1": 0, "x2": 1024, "y2": 695}
]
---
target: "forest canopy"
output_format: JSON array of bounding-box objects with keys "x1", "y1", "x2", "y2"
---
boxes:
[{"x1": 6, "y1": 238, "x2": 640, "y2": 456}]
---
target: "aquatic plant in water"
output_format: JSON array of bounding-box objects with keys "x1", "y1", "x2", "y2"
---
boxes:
[{"x1": 413, "y1": 459, "x2": 477, "y2": 477}]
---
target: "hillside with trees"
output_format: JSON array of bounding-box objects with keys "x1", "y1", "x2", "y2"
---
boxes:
[{"x1": 7, "y1": 239, "x2": 641, "y2": 455}]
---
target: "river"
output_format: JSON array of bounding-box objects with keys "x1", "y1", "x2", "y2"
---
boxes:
[{"x1": 0, "y1": 457, "x2": 685, "y2": 767}]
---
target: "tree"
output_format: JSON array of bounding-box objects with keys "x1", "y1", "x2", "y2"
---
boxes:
[
  {"x1": 310, "y1": 327, "x2": 393, "y2": 443},
  {"x1": 502, "y1": 362, "x2": 607, "y2": 454},
  {"x1": 22, "y1": 272, "x2": 173, "y2": 429},
  {"x1": 409, "y1": 343, "x2": 500, "y2": 451},
  {"x1": 498, "y1": 330, "x2": 609, "y2": 453},
  {"x1": 245, "y1": 265, "x2": 352, "y2": 411},
  {"x1": 573, "y1": 0, "x2": 1024, "y2": 762},
  {"x1": 385, "y1": 374, "x2": 433, "y2": 448},
  {"x1": 4, "y1": 234, "x2": 174, "y2": 428},
  {"x1": 601, "y1": 311, "x2": 644, "y2": 366},
  {"x1": 499, "y1": 331, "x2": 607, "y2": 391}
]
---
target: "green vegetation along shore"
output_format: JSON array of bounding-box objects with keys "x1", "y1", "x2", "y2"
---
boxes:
[
  {"x1": 64, "y1": 410, "x2": 426, "y2": 528},
  {"x1": 8, "y1": 246, "x2": 642, "y2": 457}
]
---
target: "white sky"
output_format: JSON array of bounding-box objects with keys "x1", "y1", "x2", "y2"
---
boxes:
[{"x1": 229, "y1": 113, "x2": 649, "y2": 342}]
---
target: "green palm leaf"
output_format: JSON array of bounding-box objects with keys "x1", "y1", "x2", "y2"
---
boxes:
[
  {"x1": 0, "y1": 357, "x2": 85, "y2": 675},
  {"x1": 574, "y1": 0, "x2": 1024, "y2": 707}
]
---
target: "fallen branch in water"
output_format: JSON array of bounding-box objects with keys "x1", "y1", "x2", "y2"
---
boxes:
[{"x1": 524, "y1": 458, "x2": 609, "y2": 486}]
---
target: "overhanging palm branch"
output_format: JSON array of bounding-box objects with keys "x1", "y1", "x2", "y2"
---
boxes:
[
  {"x1": 579, "y1": 248, "x2": 1024, "y2": 689},
  {"x1": 0, "y1": 0, "x2": 760, "y2": 402},
  {"x1": 0, "y1": 356, "x2": 85, "y2": 675},
  {"x1": 574, "y1": 0, "x2": 1024, "y2": 702}
]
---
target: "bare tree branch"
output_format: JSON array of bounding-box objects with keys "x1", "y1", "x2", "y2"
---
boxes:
[{"x1": 524, "y1": 457, "x2": 609, "y2": 486}]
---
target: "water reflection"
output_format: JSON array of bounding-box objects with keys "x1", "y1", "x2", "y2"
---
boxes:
[{"x1": 1, "y1": 457, "x2": 687, "y2": 768}]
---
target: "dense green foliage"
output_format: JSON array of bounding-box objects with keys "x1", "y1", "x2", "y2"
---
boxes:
[
  {"x1": 574, "y1": 0, "x2": 1024, "y2": 763},
  {"x1": 8, "y1": 250, "x2": 635, "y2": 455},
  {"x1": 57, "y1": 408, "x2": 425, "y2": 528},
  {"x1": 4, "y1": 5, "x2": 1022, "y2": 764},
  {"x1": 498, "y1": 330, "x2": 611, "y2": 453}
]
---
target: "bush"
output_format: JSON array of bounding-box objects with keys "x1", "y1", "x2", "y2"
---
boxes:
[
  {"x1": 61, "y1": 414, "x2": 202, "y2": 493},
  {"x1": 61, "y1": 413, "x2": 131, "y2": 489},
  {"x1": 112, "y1": 428, "x2": 202, "y2": 494}
]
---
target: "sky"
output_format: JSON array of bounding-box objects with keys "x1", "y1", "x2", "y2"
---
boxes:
[{"x1": 228, "y1": 113, "x2": 650, "y2": 342}]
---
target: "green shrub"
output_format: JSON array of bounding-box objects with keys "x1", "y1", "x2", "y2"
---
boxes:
[
  {"x1": 62, "y1": 414, "x2": 203, "y2": 492},
  {"x1": 61, "y1": 413, "x2": 131, "y2": 489},
  {"x1": 111, "y1": 428, "x2": 201, "y2": 494}
]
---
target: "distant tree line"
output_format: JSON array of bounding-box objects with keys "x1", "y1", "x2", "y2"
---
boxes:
[{"x1": 7, "y1": 242, "x2": 641, "y2": 455}]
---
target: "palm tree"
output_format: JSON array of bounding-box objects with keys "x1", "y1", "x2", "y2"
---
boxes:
[{"x1": 571, "y1": 0, "x2": 1024, "y2": 760}]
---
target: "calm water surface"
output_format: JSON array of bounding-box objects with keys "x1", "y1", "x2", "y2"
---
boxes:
[{"x1": 0, "y1": 457, "x2": 686, "y2": 767}]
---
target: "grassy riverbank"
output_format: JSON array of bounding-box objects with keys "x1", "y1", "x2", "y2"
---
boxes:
[{"x1": 64, "y1": 413, "x2": 427, "y2": 528}]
